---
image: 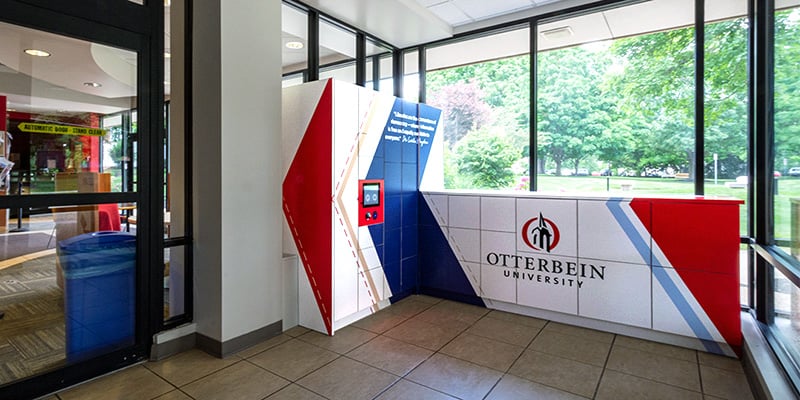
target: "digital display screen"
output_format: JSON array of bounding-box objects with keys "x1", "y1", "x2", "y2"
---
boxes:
[{"x1": 363, "y1": 183, "x2": 380, "y2": 207}]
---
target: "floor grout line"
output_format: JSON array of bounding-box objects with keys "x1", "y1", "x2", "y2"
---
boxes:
[{"x1": 49, "y1": 295, "x2": 751, "y2": 400}]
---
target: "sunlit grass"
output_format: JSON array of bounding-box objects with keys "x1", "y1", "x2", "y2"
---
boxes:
[{"x1": 530, "y1": 175, "x2": 800, "y2": 238}]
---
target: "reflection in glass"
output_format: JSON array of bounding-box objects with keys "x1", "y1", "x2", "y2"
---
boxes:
[
  {"x1": 282, "y1": 3, "x2": 308, "y2": 75},
  {"x1": 773, "y1": 268, "x2": 800, "y2": 362},
  {"x1": 318, "y1": 18, "x2": 356, "y2": 83},
  {"x1": 0, "y1": 20, "x2": 137, "y2": 196},
  {"x1": 164, "y1": 245, "x2": 186, "y2": 320},
  {"x1": 774, "y1": 6, "x2": 800, "y2": 242},
  {"x1": 0, "y1": 202, "x2": 137, "y2": 384},
  {"x1": 0, "y1": 18, "x2": 140, "y2": 385}
]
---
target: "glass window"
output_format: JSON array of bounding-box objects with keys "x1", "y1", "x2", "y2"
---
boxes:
[
  {"x1": 164, "y1": 245, "x2": 188, "y2": 319},
  {"x1": 1, "y1": 20, "x2": 137, "y2": 196},
  {"x1": 0, "y1": 201, "x2": 137, "y2": 385},
  {"x1": 404, "y1": 50, "x2": 420, "y2": 102},
  {"x1": 774, "y1": 5, "x2": 800, "y2": 243},
  {"x1": 365, "y1": 39, "x2": 393, "y2": 93},
  {"x1": 537, "y1": 0, "x2": 695, "y2": 194},
  {"x1": 318, "y1": 18, "x2": 356, "y2": 83},
  {"x1": 703, "y1": 1, "x2": 749, "y2": 237},
  {"x1": 282, "y1": 73, "x2": 304, "y2": 88},
  {"x1": 0, "y1": 17, "x2": 145, "y2": 384},
  {"x1": 282, "y1": 3, "x2": 308, "y2": 76},
  {"x1": 426, "y1": 26, "x2": 530, "y2": 190},
  {"x1": 319, "y1": 62, "x2": 356, "y2": 83},
  {"x1": 772, "y1": 267, "x2": 800, "y2": 365}
]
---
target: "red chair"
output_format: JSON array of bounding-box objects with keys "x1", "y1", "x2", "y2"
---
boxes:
[{"x1": 97, "y1": 203, "x2": 121, "y2": 231}]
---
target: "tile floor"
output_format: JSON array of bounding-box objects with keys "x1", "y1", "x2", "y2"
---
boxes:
[{"x1": 46, "y1": 295, "x2": 755, "y2": 400}]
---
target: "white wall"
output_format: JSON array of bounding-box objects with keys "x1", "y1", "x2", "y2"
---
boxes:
[
  {"x1": 219, "y1": 0, "x2": 283, "y2": 342},
  {"x1": 192, "y1": 0, "x2": 223, "y2": 342},
  {"x1": 193, "y1": 0, "x2": 283, "y2": 344}
]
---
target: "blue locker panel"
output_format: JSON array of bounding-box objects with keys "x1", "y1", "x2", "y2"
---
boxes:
[
  {"x1": 368, "y1": 224, "x2": 384, "y2": 247},
  {"x1": 365, "y1": 157, "x2": 384, "y2": 181},
  {"x1": 384, "y1": 195, "x2": 402, "y2": 230},
  {"x1": 384, "y1": 261, "x2": 401, "y2": 295},
  {"x1": 401, "y1": 100, "x2": 419, "y2": 165},
  {"x1": 401, "y1": 256, "x2": 418, "y2": 292},
  {"x1": 402, "y1": 226, "x2": 418, "y2": 260},
  {"x1": 402, "y1": 163, "x2": 418, "y2": 192},
  {"x1": 418, "y1": 200, "x2": 483, "y2": 301},
  {"x1": 384, "y1": 162, "x2": 402, "y2": 196},
  {"x1": 402, "y1": 193, "x2": 418, "y2": 228},
  {"x1": 385, "y1": 228, "x2": 402, "y2": 265}
]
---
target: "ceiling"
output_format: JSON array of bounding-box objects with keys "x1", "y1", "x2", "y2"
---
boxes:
[
  {"x1": 2, "y1": 0, "x2": 799, "y2": 116},
  {"x1": 0, "y1": 20, "x2": 140, "y2": 116},
  {"x1": 415, "y1": 0, "x2": 569, "y2": 27}
]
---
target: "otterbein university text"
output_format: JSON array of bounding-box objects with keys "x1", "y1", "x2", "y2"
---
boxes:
[{"x1": 485, "y1": 252, "x2": 605, "y2": 289}]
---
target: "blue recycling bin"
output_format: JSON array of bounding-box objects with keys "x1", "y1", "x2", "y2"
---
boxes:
[{"x1": 58, "y1": 231, "x2": 136, "y2": 362}]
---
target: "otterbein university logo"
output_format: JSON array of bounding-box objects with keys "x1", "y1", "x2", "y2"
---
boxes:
[{"x1": 521, "y1": 212, "x2": 560, "y2": 253}]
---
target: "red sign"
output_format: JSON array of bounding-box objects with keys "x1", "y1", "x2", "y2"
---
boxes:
[{"x1": 0, "y1": 95, "x2": 6, "y2": 131}]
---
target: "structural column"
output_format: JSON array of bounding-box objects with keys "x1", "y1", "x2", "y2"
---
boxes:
[{"x1": 192, "y1": 0, "x2": 283, "y2": 355}]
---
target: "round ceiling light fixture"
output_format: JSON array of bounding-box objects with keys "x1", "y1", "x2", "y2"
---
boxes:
[
  {"x1": 24, "y1": 49, "x2": 51, "y2": 57},
  {"x1": 285, "y1": 41, "x2": 304, "y2": 50}
]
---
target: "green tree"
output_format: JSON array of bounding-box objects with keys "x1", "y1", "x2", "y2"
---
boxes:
[
  {"x1": 427, "y1": 80, "x2": 491, "y2": 148},
  {"x1": 608, "y1": 26, "x2": 696, "y2": 177},
  {"x1": 775, "y1": 9, "x2": 800, "y2": 170},
  {"x1": 453, "y1": 128, "x2": 519, "y2": 189},
  {"x1": 537, "y1": 46, "x2": 615, "y2": 175}
]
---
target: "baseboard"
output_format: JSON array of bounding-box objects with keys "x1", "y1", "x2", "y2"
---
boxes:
[
  {"x1": 150, "y1": 324, "x2": 197, "y2": 361},
  {"x1": 196, "y1": 320, "x2": 282, "y2": 358},
  {"x1": 741, "y1": 312, "x2": 798, "y2": 400},
  {"x1": 418, "y1": 287, "x2": 486, "y2": 307},
  {"x1": 150, "y1": 334, "x2": 195, "y2": 361}
]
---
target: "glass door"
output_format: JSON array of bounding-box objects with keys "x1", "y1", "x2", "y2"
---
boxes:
[{"x1": 0, "y1": 2, "x2": 158, "y2": 396}]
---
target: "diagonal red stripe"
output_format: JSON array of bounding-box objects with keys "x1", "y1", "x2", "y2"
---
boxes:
[
  {"x1": 283, "y1": 80, "x2": 334, "y2": 334},
  {"x1": 631, "y1": 198, "x2": 742, "y2": 354}
]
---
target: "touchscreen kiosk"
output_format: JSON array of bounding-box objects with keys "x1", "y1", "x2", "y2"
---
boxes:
[{"x1": 358, "y1": 179, "x2": 384, "y2": 226}]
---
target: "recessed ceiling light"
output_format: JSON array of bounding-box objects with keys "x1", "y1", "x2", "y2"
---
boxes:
[
  {"x1": 285, "y1": 41, "x2": 304, "y2": 50},
  {"x1": 164, "y1": 51, "x2": 171, "y2": 59},
  {"x1": 83, "y1": 82, "x2": 102, "y2": 88},
  {"x1": 24, "y1": 49, "x2": 50, "y2": 57},
  {"x1": 540, "y1": 26, "x2": 573, "y2": 40}
]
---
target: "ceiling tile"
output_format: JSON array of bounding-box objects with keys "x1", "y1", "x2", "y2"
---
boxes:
[
  {"x1": 705, "y1": 0, "x2": 746, "y2": 21},
  {"x1": 604, "y1": 0, "x2": 694, "y2": 38},
  {"x1": 429, "y1": 2, "x2": 473, "y2": 26},
  {"x1": 453, "y1": 0, "x2": 533, "y2": 20},
  {"x1": 415, "y1": 0, "x2": 449, "y2": 7},
  {"x1": 537, "y1": 13, "x2": 611, "y2": 52}
]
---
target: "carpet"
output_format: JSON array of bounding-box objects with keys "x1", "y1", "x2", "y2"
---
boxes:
[
  {"x1": 0, "y1": 232, "x2": 54, "y2": 260},
  {"x1": 0, "y1": 254, "x2": 64, "y2": 385}
]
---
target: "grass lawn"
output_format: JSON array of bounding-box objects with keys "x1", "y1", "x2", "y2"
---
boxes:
[{"x1": 536, "y1": 175, "x2": 800, "y2": 238}]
